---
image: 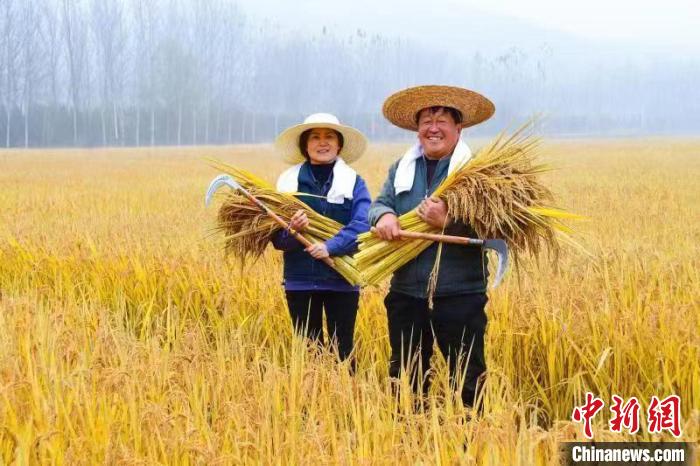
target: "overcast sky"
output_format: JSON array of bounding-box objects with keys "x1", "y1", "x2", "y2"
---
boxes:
[
  {"x1": 235, "y1": 0, "x2": 700, "y2": 54},
  {"x1": 456, "y1": 0, "x2": 699, "y2": 46}
]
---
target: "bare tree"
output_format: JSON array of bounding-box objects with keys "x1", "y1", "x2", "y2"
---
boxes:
[
  {"x1": 18, "y1": 0, "x2": 44, "y2": 147},
  {"x1": 39, "y1": 0, "x2": 63, "y2": 146},
  {"x1": 61, "y1": 0, "x2": 88, "y2": 145},
  {"x1": 131, "y1": 0, "x2": 159, "y2": 146},
  {"x1": 192, "y1": 0, "x2": 226, "y2": 145},
  {"x1": 1, "y1": 0, "x2": 20, "y2": 147},
  {"x1": 89, "y1": 0, "x2": 126, "y2": 146}
]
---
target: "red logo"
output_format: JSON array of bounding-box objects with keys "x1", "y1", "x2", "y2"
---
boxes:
[
  {"x1": 647, "y1": 395, "x2": 682, "y2": 437},
  {"x1": 573, "y1": 393, "x2": 682, "y2": 438},
  {"x1": 572, "y1": 392, "x2": 605, "y2": 439},
  {"x1": 609, "y1": 395, "x2": 641, "y2": 434}
]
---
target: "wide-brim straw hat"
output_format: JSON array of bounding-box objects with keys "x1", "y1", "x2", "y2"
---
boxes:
[
  {"x1": 275, "y1": 113, "x2": 368, "y2": 164},
  {"x1": 382, "y1": 85, "x2": 495, "y2": 131}
]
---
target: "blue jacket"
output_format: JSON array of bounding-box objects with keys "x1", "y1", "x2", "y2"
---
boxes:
[
  {"x1": 368, "y1": 154, "x2": 488, "y2": 298},
  {"x1": 272, "y1": 162, "x2": 371, "y2": 291}
]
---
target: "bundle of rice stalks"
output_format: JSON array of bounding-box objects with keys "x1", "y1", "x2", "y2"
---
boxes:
[
  {"x1": 356, "y1": 124, "x2": 581, "y2": 286},
  {"x1": 207, "y1": 159, "x2": 363, "y2": 285}
]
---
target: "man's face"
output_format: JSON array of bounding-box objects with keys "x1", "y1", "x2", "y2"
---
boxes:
[{"x1": 417, "y1": 108, "x2": 461, "y2": 159}]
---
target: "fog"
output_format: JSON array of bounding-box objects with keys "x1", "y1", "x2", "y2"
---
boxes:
[{"x1": 1, "y1": 0, "x2": 698, "y2": 147}]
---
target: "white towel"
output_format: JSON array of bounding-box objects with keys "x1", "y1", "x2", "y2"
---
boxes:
[
  {"x1": 393, "y1": 139, "x2": 473, "y2": 195},
  {"x1": 276, "y1": 157, "x2": 357, "y2": 204}
]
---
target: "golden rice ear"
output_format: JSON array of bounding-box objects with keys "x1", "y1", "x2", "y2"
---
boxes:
[
  {"x1": 206, "y1": 159, "x2": 363, "y2": 286},
  {"x1": 354, "y1": 120, "x2": 581, "y2": 286}
]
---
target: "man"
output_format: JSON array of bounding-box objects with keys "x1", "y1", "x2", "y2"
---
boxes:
[{"x1": 368, "y1": 85, "x2": 495, "y2": 407}]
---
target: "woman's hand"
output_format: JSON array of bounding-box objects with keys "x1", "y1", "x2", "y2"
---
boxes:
[
  {"x1": 288, "y1": 209, "x2": 309, "y2": 232},
  {"x1": 306, "y1": 242, "x2": 330, "y2": 259}
]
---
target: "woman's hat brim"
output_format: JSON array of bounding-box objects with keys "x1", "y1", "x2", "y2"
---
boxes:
[
  {"x1": 383, "y1": 85, "x2": 495, "y2": 131},
  {"x1": 274, "y1": 122, "x2": 368, "y2": 164}
]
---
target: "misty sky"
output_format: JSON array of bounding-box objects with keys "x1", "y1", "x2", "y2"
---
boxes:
[
  {"x1": 454, "y1": 0, "x2": 699, "y2": 47},
  {"x1": 476, "y1": 0, "x2": 700, "y2": 47},
  {"x1": 236, "y1": 0, "x2": 700, "y2": 54}
]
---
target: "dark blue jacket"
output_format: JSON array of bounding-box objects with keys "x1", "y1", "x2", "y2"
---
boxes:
[{"x1": 272, "y1": 162, "x2": 371, "y2": 291}]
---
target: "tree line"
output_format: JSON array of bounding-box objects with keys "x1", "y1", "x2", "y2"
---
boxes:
[{"x1": 1, "y1": 0, "x2": 698, "y2": 148}]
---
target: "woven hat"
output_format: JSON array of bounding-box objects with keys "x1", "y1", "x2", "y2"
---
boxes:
[
  {"x1": 382, "y1": 85, "x2": 495, "y2": 131},
  {"x1": 275, "y1": 113, "x2": 368, "y2": 164}
]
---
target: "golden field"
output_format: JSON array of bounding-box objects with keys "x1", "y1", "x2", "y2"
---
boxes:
[{"x1": 0, "y1": 140, "x2": 698, "y2": 465}]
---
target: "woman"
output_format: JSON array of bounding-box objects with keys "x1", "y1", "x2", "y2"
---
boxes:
[{"x1": 272, "y1": 113, "x2": 371, "y2": 362}]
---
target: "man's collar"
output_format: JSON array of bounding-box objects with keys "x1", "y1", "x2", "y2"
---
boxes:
[{"x1": 419, "y1": 147, "x2": 453, "y2": 163}]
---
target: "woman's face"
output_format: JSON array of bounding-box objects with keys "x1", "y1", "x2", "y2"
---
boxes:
[{"x1": 306, "y1": 128, "x2": 340, "y2": 165}]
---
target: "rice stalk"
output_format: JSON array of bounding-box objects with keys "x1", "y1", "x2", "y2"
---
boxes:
[
  {"x1": 356, "y1": 122, "x2": 582, "y2": 285},
  {"x1": 207, "y1": 159, "x2": 363, "y2": 285}
]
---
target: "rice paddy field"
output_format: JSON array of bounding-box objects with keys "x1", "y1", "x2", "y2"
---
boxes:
[{"x1": 0, "y1": 139, "x2": 698, "y2": 464}]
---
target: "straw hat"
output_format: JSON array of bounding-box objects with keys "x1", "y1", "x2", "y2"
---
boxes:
[
  {"x1": 275, "y1": 113, "x2": 368, "y2": 164},
  {"x1": 382, "y1": 85, "x2": 495, "y2": 131}
]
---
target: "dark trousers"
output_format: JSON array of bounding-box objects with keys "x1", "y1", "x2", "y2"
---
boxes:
[
  {"x1": 384, "y1": 290, "x2": 488, "y2": 407},
  {"x1": 285, "y1": 290, "x2": 359, "y2": 361}
]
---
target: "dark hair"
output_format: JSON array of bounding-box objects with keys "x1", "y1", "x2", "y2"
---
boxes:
[
  {"x1": 298, "y1": 128, "x2": 345, "y2": 159},
  {"x1": 414, "y1": 106, "x2": 463, "y2": 126}
]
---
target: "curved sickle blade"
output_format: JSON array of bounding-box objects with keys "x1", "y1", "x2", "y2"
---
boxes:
[
  {"x1": 483, "y1": 239, "x2": 509, "y2": 289},
  {"x1": 205, "y1": 174, "x2": 242, "y2": 206}
]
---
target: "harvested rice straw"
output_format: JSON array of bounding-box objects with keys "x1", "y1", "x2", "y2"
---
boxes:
[
  {"x1": 207, "y1": 159, "x2": 363, "y2": 285},
  {"x1": 356, "y1": 123, "x2": 581, "y2": 286}
]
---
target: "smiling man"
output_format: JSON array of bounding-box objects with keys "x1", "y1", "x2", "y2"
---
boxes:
[{"x1": 369, "y1": 85, "x2": 495, "y2": 408}]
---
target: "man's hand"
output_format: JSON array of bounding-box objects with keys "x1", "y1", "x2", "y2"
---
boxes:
[
  {"x1": 306, "y1": 242, "x2": 330, "y2": 259},
  {"x1": 374, "y1": 213, "x2": 401, "y2": 241},
  {"x1": 288, "y1": 209, "x2": 309, "y2": 232},
  {"x1": 417, "y1": 197, "x2": 451, "y2": 228}
]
